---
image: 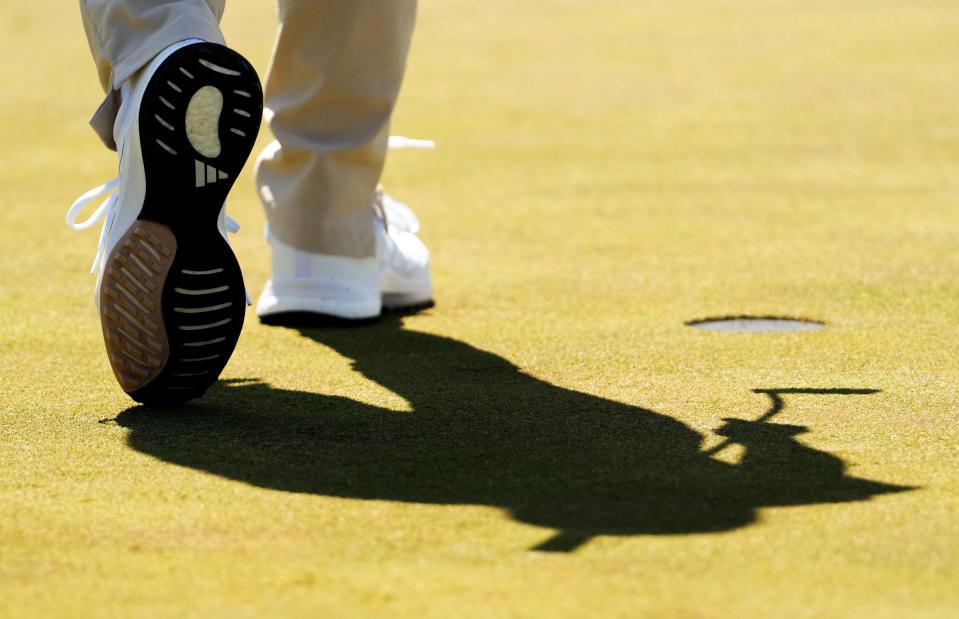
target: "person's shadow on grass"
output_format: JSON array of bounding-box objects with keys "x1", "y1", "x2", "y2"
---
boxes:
[{"x1": 113, "y1": 314, "x2": 912, "y2": 551}]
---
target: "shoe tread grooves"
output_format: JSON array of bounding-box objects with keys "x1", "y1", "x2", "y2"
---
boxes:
[{"x1": 101, "y1": 43, "x2": 263, "y2": 405}]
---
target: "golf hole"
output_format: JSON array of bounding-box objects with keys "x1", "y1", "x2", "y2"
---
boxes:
[{"x1": 686, "y1": 316, "x2": 824, "y2": 333}]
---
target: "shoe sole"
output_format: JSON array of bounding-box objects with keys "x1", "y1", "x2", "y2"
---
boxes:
[
  {"x1": 256, "y1": 276, "x2": 433, "y2": 321},
  {"x1": 99, "y1": 43, "x2": 262, "y2": 405},
  {"x1": 256, "y1": 277, "x2": 383, "y2": 320}
]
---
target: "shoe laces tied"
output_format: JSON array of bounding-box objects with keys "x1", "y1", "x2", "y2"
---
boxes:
[
  {"x1": 67, "y1": 177, "x2": 241, "y2": 275},
  {"x1": 374, "y1": 186, "x2": 421, "y2": 235},
  {"x1": 373, "y1": 136, "x2": 433, "y2": 234},
  {"x1": 66, "y1": 178, "x2": 119, "y2": 274}
]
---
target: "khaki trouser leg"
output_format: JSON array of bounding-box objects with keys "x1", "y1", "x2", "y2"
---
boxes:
[
  {"x1": 80, "y1": 0, "x2": 226, "y2": 149},
  {"x1": 256, "y1": 0, "x2": 417, "y2": 258}
]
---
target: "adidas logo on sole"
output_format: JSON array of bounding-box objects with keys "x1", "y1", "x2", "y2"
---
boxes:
[{"x1": 195, "y1": 160, "x2": 229, "y2": 188}]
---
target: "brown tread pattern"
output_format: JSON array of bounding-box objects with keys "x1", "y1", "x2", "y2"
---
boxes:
[{"x1": 100, "y1": 221, "x2": 176, "y2": 392}]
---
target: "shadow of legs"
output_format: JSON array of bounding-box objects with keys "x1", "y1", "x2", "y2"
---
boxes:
[{"x1": 114, "y1": 315, "x2": 912, "y2": 551}]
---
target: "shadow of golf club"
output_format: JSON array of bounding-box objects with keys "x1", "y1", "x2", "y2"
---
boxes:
[{"x1": 112, "y1": 313, "x2": 913, "y2": 552}]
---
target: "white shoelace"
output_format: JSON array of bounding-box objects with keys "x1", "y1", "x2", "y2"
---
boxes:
[
  {"x1": 378, "y1": 135, "x2": 434, "y2": 233},
  {"x1": 387, "y1": 135, "x2": 435, "y2": 150},
  {"x1": 67, "y1": 135, "x2": 432, "y2": 274},
  {"x1": 66, "y1": 178, "x2": 240, "y2": 275},
  {"x1": 374, "y1": 186, "x2": 421, "y2": 234},
  {"x1": 65, "y1": 178, "x2": 120, "y2": 274}
]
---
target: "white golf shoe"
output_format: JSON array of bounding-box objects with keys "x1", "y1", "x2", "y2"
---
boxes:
[
  {"x1": 256, "y1": 186, "x2": 433, "y2": 321},
  {"x1": 66, "y1": 40, "x2": 263, "y2": 404}
]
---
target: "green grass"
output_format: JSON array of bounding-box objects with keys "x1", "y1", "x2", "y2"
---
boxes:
[{"x1": 2, "y1": 1, "x2": 958, "y2": 616}]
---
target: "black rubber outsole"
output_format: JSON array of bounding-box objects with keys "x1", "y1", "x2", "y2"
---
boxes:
[{"x1": 101, "y1": 43, "x2": 263, "y2": 406}]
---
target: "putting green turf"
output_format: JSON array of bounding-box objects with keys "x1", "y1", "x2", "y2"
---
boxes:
[{"x1": 1, "y1": 0, "x2": 958, "y2": 616}]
